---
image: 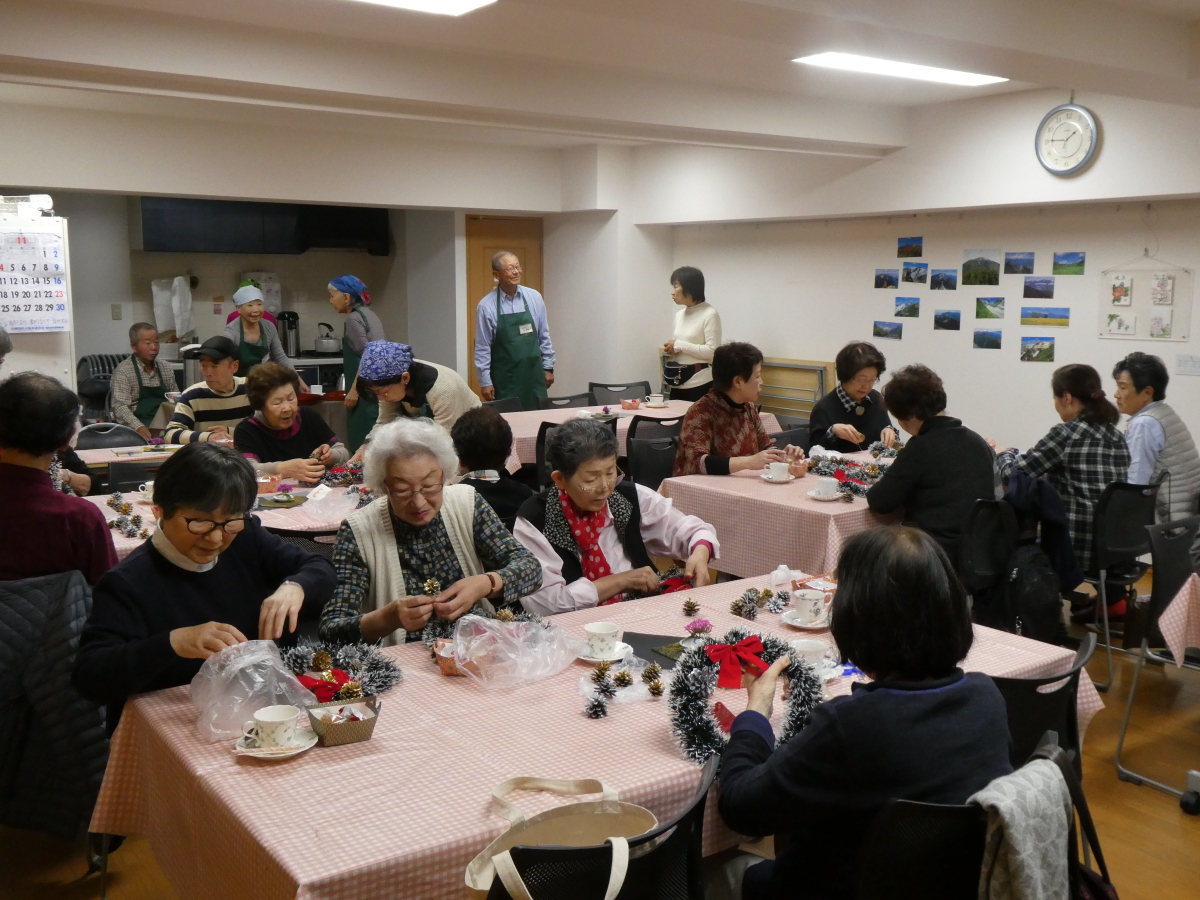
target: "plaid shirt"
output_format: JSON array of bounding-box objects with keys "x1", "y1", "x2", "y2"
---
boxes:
[
  {"x1": 320, "y1": 492, "x2": 542, "y2": 643},
  {"x1": 109, "y1": 356, "x2": 177, "y2": 430},
  {"x1": 997, "y1": 420, "x2": 1130, "y2": 573},
  {"x1": 834, "y1": 383, "x2": 859, "y2": 412}
]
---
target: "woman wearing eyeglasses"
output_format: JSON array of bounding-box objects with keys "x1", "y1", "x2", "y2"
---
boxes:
[
  {"x1": 73, "y1": 443, "x2": 336, "y2": 733},
  {"x1": 808, "y1": 342, "x2": 898, "y2": 454},
  {"x1": 320, "y1": 418, "x2": 542, "y2": 646},
  {"x1": 513, "y1": 419, "x2": 719, "y2": 615}
]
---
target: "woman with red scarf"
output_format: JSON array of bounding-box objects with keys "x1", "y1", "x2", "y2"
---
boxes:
[{"x1": 513, "y1": 418, "x2": 719, "y2": 616}]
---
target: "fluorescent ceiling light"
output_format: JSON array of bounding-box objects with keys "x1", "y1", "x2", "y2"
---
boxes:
[
  {"x1": 343, "y1": 0, "x2": 497, "y2": 15},
  {"x1": 794, "y1": 52, "x2": 1007, "y2": 87}
]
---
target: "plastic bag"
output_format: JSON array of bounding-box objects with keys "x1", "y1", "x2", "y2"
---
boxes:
[
  {"x1": 453, "y1": 614, "x2": 584, "y2": 689},
  {"x1": 304, "y1": 484, "x2": 362, "y2": 524},
  {"x1": 190, "y1": 641, "x2": 316, "y2": 742},
  {"x1": 577, "y1": 653, "x2": 655, "y2": 704}
]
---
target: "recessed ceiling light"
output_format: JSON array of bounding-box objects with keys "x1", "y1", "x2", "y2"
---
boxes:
[
  {"x1": 794, "y1": 52, "x2": 1007, "y2": 87},
  {"x1": 343, "y1": 0, "x2": 497, "y2": 15}
]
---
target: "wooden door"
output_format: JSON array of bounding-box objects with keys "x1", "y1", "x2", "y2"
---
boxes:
[{"x1": 465, "y1": 216, "x2": 544, "y2": 397}]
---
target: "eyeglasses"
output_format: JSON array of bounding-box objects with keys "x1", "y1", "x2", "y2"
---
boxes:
[
  {"x1": 184, "y1": 516, "x2": 248, "y2": 535},
  {"x1": 575, "y1": 468, "x2": 625, "y2": 494},
  {"x1": 386, "y1": 481, "x2": 445, "y2": 503},
  {"x1": 847, "y1": 374, "x2": 879, "y2": 388},
  {"x1": 498, "y1": 264, "x2": 521, "y2": 273}
]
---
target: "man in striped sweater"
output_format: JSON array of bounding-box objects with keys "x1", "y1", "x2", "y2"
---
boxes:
[{"x1": 164, "y1": 337, "x2": 253, "y2": 445}]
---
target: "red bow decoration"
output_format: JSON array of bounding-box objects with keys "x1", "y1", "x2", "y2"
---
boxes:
[
  {"x1": 705, "y1": 636, "x2": 769, "y2": 689},
  {"x1": 298, "y1": 668, "x2": 350, "y2": 703},
  {"x1": 659, "y1": 575, "x2": 694, "y2": 594},
  {"x1": 834, "y1": 469, "x2": 868, "y2": 486}
]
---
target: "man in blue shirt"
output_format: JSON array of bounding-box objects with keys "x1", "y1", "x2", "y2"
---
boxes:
[{"x1": 474, "y1": 251, "x2": 555, "y2": 410}]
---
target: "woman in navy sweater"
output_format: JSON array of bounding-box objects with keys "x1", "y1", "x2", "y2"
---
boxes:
[
  {"x1": 73, "y1": 443, "x2": 336, "y2": 733},
  {"x1": 718, "y1": 526, "x2": 1012, "y2": 900}
]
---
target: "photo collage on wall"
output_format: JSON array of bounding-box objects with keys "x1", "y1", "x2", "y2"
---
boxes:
[
  {"x1": 870, "y1": 239, "x2": 1088, "y2": 361},
  {"x1": 1101, "y1": 266, "x2": 1186, "y2": 340}
]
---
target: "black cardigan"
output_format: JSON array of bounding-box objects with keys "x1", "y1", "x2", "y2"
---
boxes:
[
  {"x1": 461, "y1": 474, "x2": 534, "y2": 524},
  {"x1": 718, "y1": 671, "x2": 1012, "y2": 900},
  {"x1": 233, "y1": 407, "x2": 337, "y2": 463},
  {"x1": 73, "y1": 517, "x2": 336, "y2": 733},
  {"x1": 808, "y1": 388, "x2": 892, "y2": 454},
  {"x1": 866, "y1": 416, "x2": 997, "y2": 560}
]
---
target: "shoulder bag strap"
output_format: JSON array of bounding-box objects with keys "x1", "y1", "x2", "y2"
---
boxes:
[
  {"x1": 491, "y1": 777, "x2": 621, "y2": 826},
  {"x1": 494, "y1": 837, "x2": 628, "y2": 900},
  {"x1": 1030, "y1": 745, "x2": 1112, "y2": 884}
]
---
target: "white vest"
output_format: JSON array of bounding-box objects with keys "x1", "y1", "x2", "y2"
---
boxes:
[
  {"x1": 1137, "y1": 402, "x2": 1200, "y2": 521},
  {"x1": 345, "y1": 485, "x2": 485, "y2": 646}
]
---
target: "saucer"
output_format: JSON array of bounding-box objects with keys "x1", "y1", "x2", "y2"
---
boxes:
[
  {"x1": 780, "y1": 609, "x2": 830, "y2": 631},
  {"x1": 234, "y1": 727, "x2": 318, "y2": 759},
  {"x1": 760, "y1": 473, "x2": 797, "y2": 484},
  {"x1": 643, "y1": 403, "x2": 669, "y2": 409},
  {"x1": 579, "y1": 641, "x2": 633, "y2": 663},
  {"x1": 807, "y1": 489, "x2": 843, "y2": 502}
]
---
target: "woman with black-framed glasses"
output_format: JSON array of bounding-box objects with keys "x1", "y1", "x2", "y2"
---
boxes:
[
  {"x1": 514, "y1": 418, "x2": 719, "y2": 615},
  {"x1": 73, "y1": 442, "x2": 337, "y2": 734}
]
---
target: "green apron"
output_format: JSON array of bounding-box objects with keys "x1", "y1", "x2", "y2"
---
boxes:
[
  {"x1": 342, "y1": 308, "x2": 379, "y2": 453},
  {"x1": 132, "y1": 361, "x2": 171, "y2": 427},
  {"x1": 490, "y1": 288, "x2": 546, "y2": 411},
  {"x1": 237, "y1": 319, "x2": 269, "y2": 374}
]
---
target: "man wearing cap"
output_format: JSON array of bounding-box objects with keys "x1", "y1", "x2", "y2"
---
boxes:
[
  {"x1": 164, "y1": 337, "x2": 253, "y2": 445},
  {"x1": 347, "y1": 340, "x2": 481, "y2": 462},
  {"x1": 474, "y1": 251, "x2": 555, "y2": 410},
  {"x1": 109, "y1": 322, "x2": 178, "y2": 439},
  {"x1": 222, "y1": 282, "x2": 304, "y2": 388}
]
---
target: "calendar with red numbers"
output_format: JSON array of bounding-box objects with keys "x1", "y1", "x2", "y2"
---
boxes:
[{"x1": 0, "y1": 216, "x2": 72, "y2": 333}]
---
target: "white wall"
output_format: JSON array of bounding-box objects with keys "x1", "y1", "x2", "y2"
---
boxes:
[
  {"x1": 405, "y1": 209, "x2": 464, "y2": 372},
  {"x1": 674, "y1": 201, "x2": 1200, "y2": 449}
]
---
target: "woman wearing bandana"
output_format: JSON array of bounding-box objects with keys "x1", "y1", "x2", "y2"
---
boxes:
[{"x1": 328, "y1": 274, "x2": 386, "y2": 452}]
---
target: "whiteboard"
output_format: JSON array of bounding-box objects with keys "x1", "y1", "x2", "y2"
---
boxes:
[{"x1": 0, "y1": 216, "x2": 71, "y2": 333}]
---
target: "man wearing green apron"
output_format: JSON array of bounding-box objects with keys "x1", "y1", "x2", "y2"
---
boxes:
[
  {"x1": 108, "y1": 323, "x2": 179, "y2": 439},
  {"x1": 474, "y1": 251, "x2": 556, "y2": 411}
]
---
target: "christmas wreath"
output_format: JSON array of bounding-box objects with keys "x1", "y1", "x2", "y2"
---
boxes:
[
  {"x1": 279, "y1": 641, "x2": 403, "y2": 702},
  {"x1": 420, "y1": 602, "x2": 547, "y2": 650},
  {"x1": 668, "y1": 626, "x2": 823, "y2": 763},
  {"x1": 867, "y1": 440, "x2": 903, "y2": 459},
  {"x1": 806, "y1": 456, "x2": 888, "y2": 499}
]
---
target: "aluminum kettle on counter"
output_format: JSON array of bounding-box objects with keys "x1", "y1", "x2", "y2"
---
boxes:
[{"x1": 315, "y1": 322, "x2": 340, "y2": 353}]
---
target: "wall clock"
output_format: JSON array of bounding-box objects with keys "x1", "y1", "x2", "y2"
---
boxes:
[{"x1": 1035, "y1": 103, "x2": 1099, "y2": 176}]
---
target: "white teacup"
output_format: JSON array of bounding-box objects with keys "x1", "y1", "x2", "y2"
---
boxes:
[
  {"x1": 242, "y1": 704, "x2": 300, "y2": 750},
  {"x1": 584, "y1": 621, "x2": 619, "y2": 659},
  {"x1": 138, "y1": 481, "x2": 154, "y2": 502},
  {"x1": 788, "y1": 638, "x2": 838, "y2": 672},
  {"x1": 308, "y1": 384, "x2": 325, "y2": 396},
  {"x1": 645, "y1": 393, "x2": 665, "y2": 407},
  {"x1": 814, "y1": 476, "x2": 839, "y2": 497},
  {"x1": 792, "y1": 589, "x2": 833, "y2": 624},
  {"x1": 767, "y1": 461, "x2": 790, "y2": 482}
]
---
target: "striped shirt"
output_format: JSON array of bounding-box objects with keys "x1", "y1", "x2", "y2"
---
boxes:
[
  {"x1": 163, "y1": 377, "x2": 252, "y2": 444},
  {"x1": 109, "y1": 356, "x2": 178, "y2": 431}
]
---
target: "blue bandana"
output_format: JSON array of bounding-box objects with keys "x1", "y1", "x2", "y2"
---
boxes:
[
  {"x1": 330, "y1": 274, "x2": 370, "y2": 305},
  {"x1": 359, "y1": 341, "x2": 413, "y2": 381}
]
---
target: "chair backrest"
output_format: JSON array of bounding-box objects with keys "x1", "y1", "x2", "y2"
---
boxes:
[
  {"x1": 538, "y1": 392, "x2": 596, "y2": 410},
  {"x1": 589, "y1": 382, "x2": 653, "y2": 406},
  {"x1": 774, "y1": 414, "x2": 809, "y2": 431},
  {"x1": 76, "y1": 422, "x2": 146, "y2": 451},
  {"x1": 767, "y1": 427, "x2": 810, "y2": 453},
  {"x1": 627, "y1": 415, "x2": 683, "y2": 442},
  {"x1": 535, "y1": 421, "x2": 559, "y2": 488},
  {"x1": 264, "y1": 527, "x2": 340, "y2": 561},
  {"x1": 627, "y1": 437, "x2": 678, "y2": 492},
  {"x1": 107, "y1": 460, "x2": 163, "y2": 493},
  {"x1": 487, "y1": 755, "x2": 719, "y2": 900},
  {"x1": 990, "y1": 632, "x2": 1096, "y2": 778},
  {"x1": 959, "y1": 500, "x2": 1018, "y2": 593},
  {"x1": 484, "y1": 397, "x2": 525, "y2": 414},
  {"x1": 857, "y1": 799, "x2": 987, "y2": 900},
  {"x1": 1146, "y1": 516, "x2": 1200, "y2": 624},
  {"x1": 1093, "y1": 481, "x2": 1160, "y2": 570}
]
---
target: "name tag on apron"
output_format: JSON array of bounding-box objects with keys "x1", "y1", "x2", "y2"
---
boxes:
[{"x1": 519, "y1": 323, "x2": 534, "y2": 335}]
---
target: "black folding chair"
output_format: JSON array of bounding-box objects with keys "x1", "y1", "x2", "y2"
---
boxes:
[
  {"x1": 991, "y1": 632, "x2": 1096, "y2": 779},
  {"x1": 767, "y1": 428, "x2": 810, "y2": 453},
  {"x1": 627, "y1": 437, "x2": 678, "y2": 492},
  {"x1": 1115, "y1": 516, "x2": 1200, "y2": 814},
  {"x1": 1084, "y1": 482, "x2": 1160, "y2": 692},
  {"x1": 107, "y1": 460, "x2": 163, "y2": 493},
  {"x1": 537, "y1": 419, "x2": 617, "y2": 487},
  {"x1": 486, "y1": 755, "x2": 718, "y2": 900},
  {"x1": 773, "y1": 414, "x2": 809, "y2": 431},
  {"x1": 627, "y1": 415, "x2": 683, "y2": 442},
  {"x1": 76, "y1": 422, "x2": 145, "y2": 451},
  {"x1": 589, "y1": 381, "x2": 652, "y2": 406},
  {"x1": 857, "y1": 799, "x2": 987, "y2": 900},
  {"x1": 959, "y1": 499, "x2": 1017, "y2": 597},
  {"x1": 484, "y1": 397, "x2": 525, "y2": 414},
  {"x1": 263, "y1": 526, "x2": 339, "y2": 560},
  {"x1": 538, "y1": 392, "x2": 596, "y2": 410}
]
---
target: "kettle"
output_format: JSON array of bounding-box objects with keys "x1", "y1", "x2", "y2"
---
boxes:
[
  {"x1": 315, "y1": 322, "x2": 340, "y2": 354},
  {"x1": 277, "y1": 311, "x2": 300, "y2": 358}
]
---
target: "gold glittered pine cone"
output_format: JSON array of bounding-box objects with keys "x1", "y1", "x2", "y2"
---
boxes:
[
  {"x1": 118, "y1": 502, "x2": 133, "y2": 515},
  {"x1": 613, "y1": 670, "x2": 633, "y2": 688},
  {"x1": 647, "y1": 680, "x2": 664, "y2": 697},
  {"x1": 423, "y1": 578, "x2": 441, "y2": 596},
  {"x1": 866, "y1": 464, "x2": 881, "y2": 478},
  {"x1": 494, "y1": 609, "x2": 515, "y2": 623},
  {"x1": 336, "y1": 681, "x2": 364, "y2": 701},
  {"x1": 311, "y1": 650, "x2": 333, "y2": 673},
  {"x1": 642, "y1": 662, "x2": 662, "y2": 683},
  {"x1": 682, "y1": 598, "x2": 700, "y2": 616},
  {"x1": 591, "y1": 661, "x2": 612, "y2": 683}
]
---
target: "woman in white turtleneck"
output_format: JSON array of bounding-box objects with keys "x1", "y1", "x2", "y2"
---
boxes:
[{"x1": 662, "y1": 266, "x2": 722, "y2": 402}]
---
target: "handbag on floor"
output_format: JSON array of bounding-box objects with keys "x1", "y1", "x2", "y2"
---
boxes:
[{"x1": 464, "y1": 777, "x2": 657, "y2": 899}]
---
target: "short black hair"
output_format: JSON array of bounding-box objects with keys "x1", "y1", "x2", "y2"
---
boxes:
[
  {"x1": 712, "y1": 342, "x2": 763, "y2": 392},
  {"x1": 0, "y1": 372, "x2": 80, "y2": 456},
  {"x1": 835, "y1": 341, "x2": 887, "y2": 384},
  {"x1": 0, "y1": 327, "x2": 13, "y2": 357},
  {"x1": 1113, "y1": 352, "x2": 1168, "y2": 402},
  {"x1": 830, "y1": 526, "x2": 973, "y2": 680},
  {"x1": 153, "y1": 442, "x2": 257, "y2": 519},
  {"x1": 546, "y1": 418, "x2": 618, "y2": 479},
  {"x1": 882, "y1": 364, "x2": 947, "y2": 422},
  {"x1": 451, "y1": 406, "x2": 514, "y2": 472},
  {"x1": 670, "y1": 266, "x2": 705, "y2": 303}
]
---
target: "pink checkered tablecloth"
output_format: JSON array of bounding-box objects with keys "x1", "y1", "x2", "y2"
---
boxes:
[
  {"x1": 90, "y1": 576, "x2": 1102, "y2": 900},
  {"x1": 1160, "y1": 573, "x2": 1200, "y2": 667},
  {"x1": 502, "y1": 401, "x2": 781, "y2": 466}
]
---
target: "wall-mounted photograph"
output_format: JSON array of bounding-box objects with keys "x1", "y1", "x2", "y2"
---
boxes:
[
  {"x1": 902, "y1": 261, "x2": 928, "y2": 284},
  {"x1": 1020, "y1": 336, "x2": 1055, "y2": 362},
  {"x1": 873, "y1": 320, "x2": 903, "y2": 340},
  {"x1": 931, "y1": 269, "x2": 958, "y2": 290},
  {"x1": 933, "y1": 309, "x2": 961, "y2": 330},
  {"x1": 962, "y1": 249, "x2": 1001, "y2": 286},
  {"x1": 1052, "y1": 251, "x2": 1086, "y2": 275},
  {"x1": 973, "y1": 329, "x2": 1002, "y2": 349},
  {"x1": 875, "y1": 268, "x2": 899, "y2": 289},
  {"x1": 897, "y1": 236, "x2": 923, "y2": 258},
  {"x1": 976, "y1": 297, "x2": 1005, "y2": 319},
  {"x1": 895, "y1": 297, "x2": 920, "y2": 317},
  {"x1": 1004, "y1": 252, "x2": 1035, "y2": 274},
  {"x1": 1023, "y1": 276, "x2": 1055, "y2": 299},
  {"x1": 1020, "y1": 306, "x2": 1070, "y2": 326}
]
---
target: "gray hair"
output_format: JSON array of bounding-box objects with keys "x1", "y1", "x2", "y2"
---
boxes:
[
  {"x1": 0, "y1": 327, "x2": 11, "y2": 357},
  {"x1": 546, "y1": 419, "x2": 618, "y2": 479},
  {"x1": 128, "y1": 322, "x2": 156, "y2": 345},
  {"x1": 491, "y1": 250, "x2": 519, "y2": 272},
  {"x1": 364, "y1": 417, "x2": 459, "y2": 495}
]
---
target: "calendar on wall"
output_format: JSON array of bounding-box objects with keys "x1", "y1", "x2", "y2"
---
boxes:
[{"x1": 0, "y1": 216, "x2": 71, "y2": 333}]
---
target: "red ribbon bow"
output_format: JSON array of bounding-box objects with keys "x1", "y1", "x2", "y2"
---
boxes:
[
  {"x1": 705, "y1": 636, "x2": 769, "y2": 689},
  {"x1": 834, "y1": 469, "x2": 868, "y2": 486},
  {"x1": 298, "y1": 669, "x2": 350, "y2": 703}
]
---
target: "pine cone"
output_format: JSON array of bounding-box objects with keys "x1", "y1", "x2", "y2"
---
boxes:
[
  {"x1": 595, "y1": 677, "x2": 617, "y2": 699},
  {"x1": 336, "y1": 681, "x2": 364, "y2": 701},
  {"x1": 494, "y1": 609, "x2": 515, "y2": 623},
  {"x1": 138, "y1": 529, "x2": 151, "y2": 540},
  {"x1": 591, "y1": 661, "x2": 612, "y2": 683},
  {"x1": 865, "y1": 464, "x2": 881, "y2": 478},
  {"x1": 585, "y1": 696, "x2": 609, "y2": 719},
  {"x1": 311, "y1": 650, "x2": 333, "y2": 672},
  {"x1": 613, "y1": 670, "x2": 633, "y2": 688},
  {"x1": 642, "y1": 662, "x2": 662, "y2": 683},
  {"x1": 647, "y1": 680, "x2": 664, "y2": 697},
  {"x1": 119, "y1": 502, "x2": 133, "y2": 515},
  {"x1": 423, "y1": 578, "x2": 441, "y2": 596},
  {"x1": 682, "y1": 598, "x2": 700, "y2": 616}
]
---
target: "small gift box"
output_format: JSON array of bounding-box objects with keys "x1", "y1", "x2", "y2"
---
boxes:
[
  {"x1": 434, "y1": 638, "x2": 467, "y2": 676},
  {"x1": 256, "y1": 476, "x2": 281, "y2": 494},
  {"x1": 620, "y1": 398, "x2": 641, "y2": 409},
  {"x1": 307, "y1": 697, "x2": 380, "y2": 747}
]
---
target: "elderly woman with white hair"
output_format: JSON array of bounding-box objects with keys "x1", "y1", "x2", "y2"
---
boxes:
[{"x1": 319, "y1": 417, "x2": 542, "y2": 645}]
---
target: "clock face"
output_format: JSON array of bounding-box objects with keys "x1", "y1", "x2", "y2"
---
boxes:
[{"x1": 1036, "y1": 104, "x2": 1098, "y2": 176}]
